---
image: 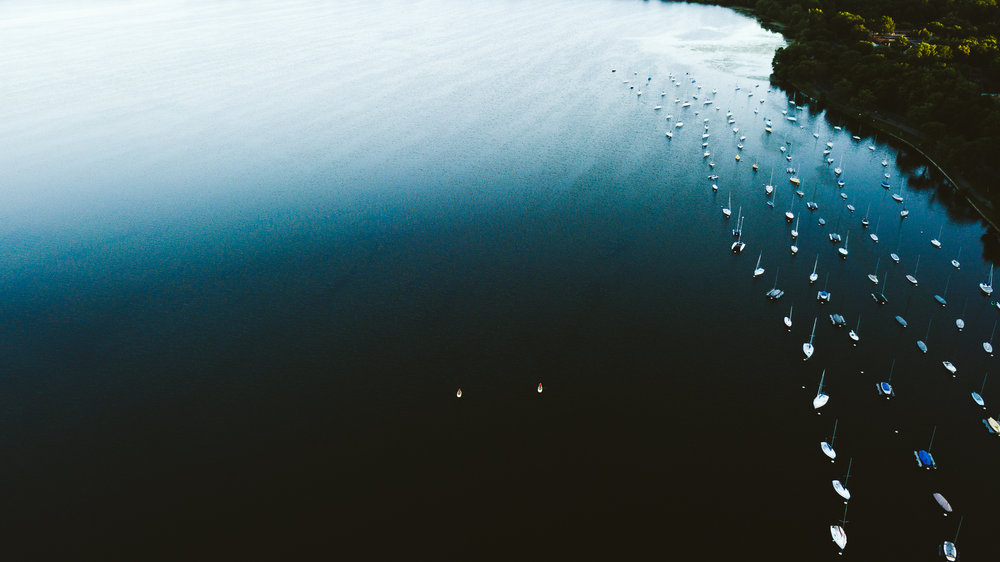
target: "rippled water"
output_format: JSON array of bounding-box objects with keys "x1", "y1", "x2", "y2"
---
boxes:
[{"x1": 0, "y1": 0, "x2": 997, "y2": 559}]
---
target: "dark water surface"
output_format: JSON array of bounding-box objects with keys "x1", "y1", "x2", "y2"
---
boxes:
[{"x1": 1, "y1": 0, "x2": 998, "y2": 559}]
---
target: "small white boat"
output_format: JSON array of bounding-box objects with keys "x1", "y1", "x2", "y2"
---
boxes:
[
  {"x1": 790, "y1": 244, "x2": 798, "y2": 255},
  {"x1": 941, "y1": 516, "x2": 963, "y2": 562},
  {"x1": 665, "y1": 132, "x2": 673, "y2": 139},
  {"x1": 821, "y1": 418, "x2": 838, "y2": 460},
  {"x1": 972, "y1": 372, "x2": 989, "y2": 407},
  {"x1": 803, "y1": 317, "x2": 817, "y2": 359},
  {"x1": 653, "y1": 105, "x2": 662, "y2": 110},
  {"x1": 952, "y1": 247, "x2": 961, "y2": 268},
  {"x1": 809, "y1": 254, "x2": 819, "y2": 284},
  {"x1": 832, "y1": 458, "x2": 852, "y2": 500},
  {"x1": 980, "y1": 264, "x2": 994, "y2": 296},
  {"x1": 723, "y1": 193, "x2": 732, "y2": 218},
  {"x1": 813, "y1": 369, "x2": 830, "y2": 409},
  {"x1": 837, "y1": 232, "x2": 849, "y2": 258},
  {"x1": 753, "y1": 251, "x2": 765, "y2": 277},
  {"x1": 783, "y1": 305, "x2": 793, "y2": 329},
  {"x1": 931, "y1": 225, "x2": 943, "y2": 248},
  {"x1": 848, "y1": 315, "x2": 861, "y2": 343},
  {"x1": 791, "y1": 216, "x2": 800, "y2": 239},
  {"x1": 537, "y1": 382, "x2": 543, "y2": 393},
  {"x1": 933, "y1": 492, "x2": 953, "y2": 515},
  {"x1": 906, "y1": 255, "x2": 920, "y2": 285},
  {"x1": 942, "y1": 361, "x2": 957, "y2": 375},
  {"x1": 789, "y1": 177, "x2": 801, "y2": 185}
]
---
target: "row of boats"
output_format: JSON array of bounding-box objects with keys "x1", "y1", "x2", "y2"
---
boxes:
[{"x1": 631, "y1": 71, "x2": 991, "y2": 559}]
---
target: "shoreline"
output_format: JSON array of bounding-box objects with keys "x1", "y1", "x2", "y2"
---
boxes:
[
  {"x1": 779, "y1": 78, "x2": 1000, "y2": 234},
  {"x1": 728, "y1": 3, "x2": 1000, "y2": 235}
]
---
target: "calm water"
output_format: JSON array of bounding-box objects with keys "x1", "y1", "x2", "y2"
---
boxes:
[{"x1": 1, "y1": 0, "x2": 998, "y2": 558}]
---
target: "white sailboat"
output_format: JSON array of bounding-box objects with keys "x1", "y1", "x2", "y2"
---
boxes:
[
  {"x1": 861, "y1": 204, "x2": 870, "y2": 228},
  {"x1": 809, "y1": 254, "x2": 819, "y2": 284},
  {"x1": 906, "y1": 255, "x2": 920, "y2": 285},
  {"x1": 753, "y1": 251, "x2": 765, "y2": 277},
  {"x1": 784, "y1": 304, "x2": 793, "y2": 329},
  {"x1": 790, "y1": 216, "x2": 800, "y2": 239},
  {"x1": 941, "y1": 516, "x2": 963, "y2": 562},
  {"x1": 931, "y1": 224, "x2": 943, "y2": 248},
  {"x1": 803, "y1": 317, "x2": 817, "y2": 359},
  {"x1": 952, "y1": 247, "x2": 961, "y2": 269},
  {"x1": 848, "y1": 315, "x2": 861, "y2": 343},
  {"x1": 830, "y1": 504, "x2": 848, "y2": 552},
  {"x1": 980, "y1": 264, "x2": 994, "y2": 296},
  {"x1": 813, "y1": 369, "x2": 830, "y2": 409},
  {"x1": 838, "y1": 231, "x2": 849, "y2": 258},
  {"x1": 821, "y1": 418, "x2": 838, "y2": 460},
  {"x1": 723, "y1": 193, "x2": 732, "y2": 218},
  {"x1": 832, "y1": 457, "x2": 852, "y2": 501},
  {"x1": 869, "y1": 218, "x2": 879, "y2": 243},
  {"x1": 985, "y1": 320, "x2": 997, "y2": 356},
  {"x1": 765, "y1": 268, "x2": 783, "y2": 299},
  {"x1": 917, "y1": 318, "x2": 932, "y2": 353},
  {"x1": 456, "y1": 388, "x2": 462, "y2": 398},
  {"x1": 972, "y1": 371, "x2": 989, "y2": 407},
  {"x1": 957, "y1": 298, "x2": 968, "y2": 330}
]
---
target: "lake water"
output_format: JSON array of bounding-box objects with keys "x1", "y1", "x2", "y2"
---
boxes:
[{"x1": 1, "y1": 0, "x2": 998, "y2": 558}]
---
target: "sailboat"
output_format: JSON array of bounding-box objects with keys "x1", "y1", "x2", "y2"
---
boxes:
[
  {"x1": 765, "y1": 268, "x2": 783, "y2": 299},
  {"x1": 914, "y1": 425, "x2": 937, "y2": 469},
  {"x1": 869, "y1": 218, "x2": 880, "y2": 243},
  {"x1": 785, "y1": 192, "x2": 794, "y2": 222},
  {"x1": 753, "y1": 251, "x2": 765, "y2": 277},
  {"x1": 985, "y1": 320, "x2": 997, "y2": 356},
  {"x1": 868, "y1": 257, "x2": 880, "y2": 284},
  {"x1": 723, "y1": 193, "x2": 732, "y2": 218},
  {"x1": 832, "y1": 457, "x2": 852, "y2": 500},
  {"x1": 809, "y1": 254, "x2": 819, "y2": 284},
  {"x1": 830, "y1": 503, "x2": 848, "y2": 551},
  {"x1": 906, "y1": 255, "x2": 920, "y2": 285},
  {"x1": 917, "y1": 318, "x2": 932, "y2": 353},
  {"x1": 803, "y1": 317, "x2": 817, "y2": 359},
  {"x1": 900, "y1": 202, "x2": 909, "y2": 218},
  {"x1": 848, "y1": 315, "x2": 861, "y2": 344},
  {"x1": 934, "y1": 270, "x2": 952, "y2": 306},
  {"x1": 731, "y1": 214, "x2": 746, "y2": 253},
  {"x1": 790, "y1": 216, "x2": 800, "y2": 239},
  {"x1": 821, "y1": 418, "x2": 838, "y2": 460},
  {"x1": 861, "y1": 204, "x2": 870, "y2": 228},
  {"x1": 972, "y1": 371, "x2": 989, "y2": 407},
  {"x1": 838, "y1": 231, "x2": 849, "y2": 258},
  {"x1": 878, "y1": 359, "x2": 896, "y2": 397},
  {"x1": 784, "y1": 304, "x2": 793, "y2": 329},
  {"x1": 980, "y1": 264, "x2": 994, "y2": 296},
  {"x1": 952, "y1": 247, "x2": 961, "y2": 269},
  {"x1": 765, "y1": 171, "x2": 774, "y2": 196},
  {"x1": 813, "y1": 369, "x2": 830, "y2": 409},
  {"x1": 957, "y1": 298, "x2": 968, "y2": 330},
  {"x1": 941, "y1": 515, "x2": 963, "y2": 562},
  {"x1": 872, "y1": 275, "x2": 888, "y2": 305},
  {"x1": 931, "y1": 224, "x2": 943, "y2": 248}
]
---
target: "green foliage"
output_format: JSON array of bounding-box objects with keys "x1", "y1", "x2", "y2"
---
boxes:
[{"x1": 740, "y1": 0, "x2": 1000, "y2": 189}]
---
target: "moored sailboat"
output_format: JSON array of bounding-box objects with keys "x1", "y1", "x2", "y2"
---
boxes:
[
  {"x1": 813, "y1": 369, "x2": 830, "y2": 409},
  {"x1": 803, "y1": 317, "x2": 817, "y2": 359}
]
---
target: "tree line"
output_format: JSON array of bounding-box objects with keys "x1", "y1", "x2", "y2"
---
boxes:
[{"x1": 675, "y1": 0, "x2": 1000, "y2": 210}]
